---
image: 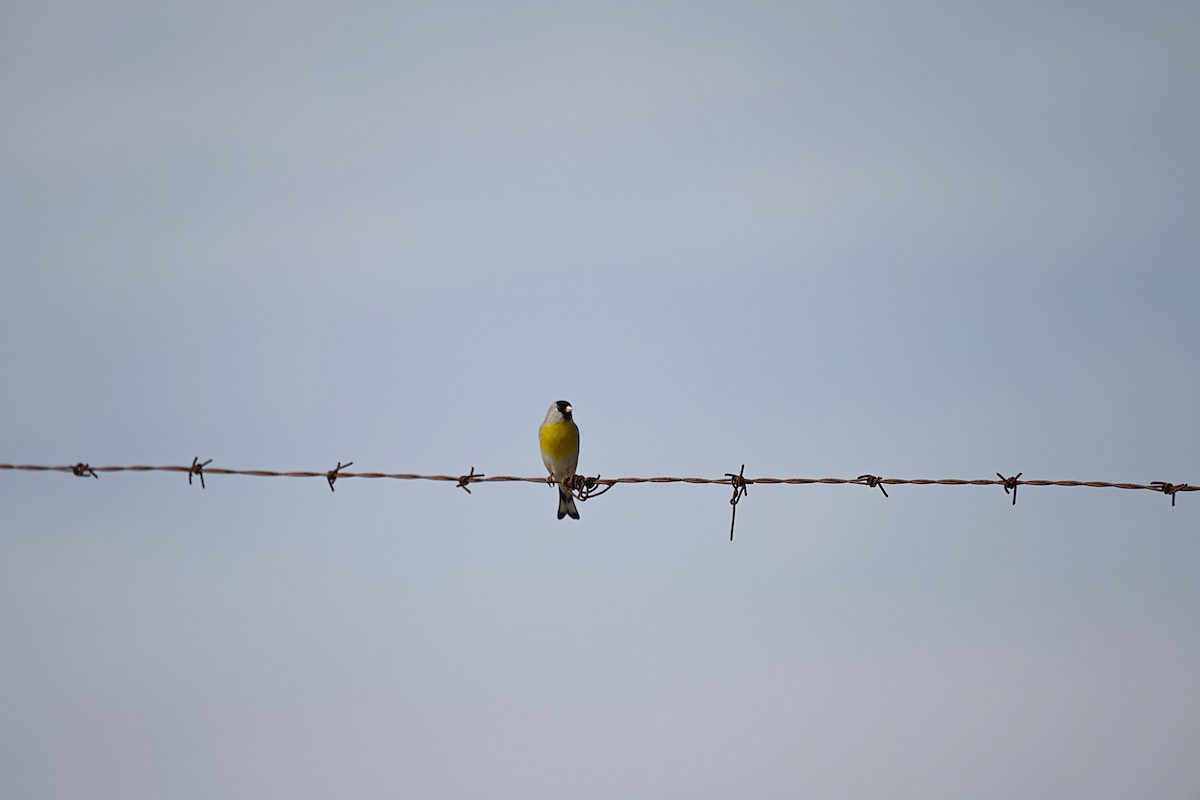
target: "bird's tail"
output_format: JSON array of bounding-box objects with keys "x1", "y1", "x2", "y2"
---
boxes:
[{"x1": 557, "y1": 486, "x2": 580, "y2": 520}]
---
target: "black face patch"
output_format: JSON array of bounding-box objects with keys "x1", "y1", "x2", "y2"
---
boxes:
[{"x1": 556, "y1": 399, "x2": 572, "y2": 420}]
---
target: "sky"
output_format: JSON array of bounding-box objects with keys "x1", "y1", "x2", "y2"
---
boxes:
[{"x1": 2, "y1": 1, "x2": 1198, "y2": 797}]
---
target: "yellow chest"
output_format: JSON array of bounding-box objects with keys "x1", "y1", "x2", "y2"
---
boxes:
[{"x1": 539, "y1": 421, "x2": 579, "y2": 460}]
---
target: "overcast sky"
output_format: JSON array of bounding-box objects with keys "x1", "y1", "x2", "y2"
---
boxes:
[{"x1": 2, "y1": 1, "x2": 1198, "y2": 798}]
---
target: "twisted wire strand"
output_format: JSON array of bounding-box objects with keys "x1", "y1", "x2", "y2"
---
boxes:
[{"x1": 0, "y1": 463, "x2": 1191, "y2": 494}]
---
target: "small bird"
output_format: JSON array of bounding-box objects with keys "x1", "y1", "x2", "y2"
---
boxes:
[{"x1": 539, "y1": 400, "x2": 580, "y2": 520}]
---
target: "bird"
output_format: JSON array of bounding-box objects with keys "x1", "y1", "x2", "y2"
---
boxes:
[{"x1": 539, "y1": 400, "x2": 580, "y2": 520}]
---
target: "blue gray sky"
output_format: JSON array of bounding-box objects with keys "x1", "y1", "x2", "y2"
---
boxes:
[{"x1": 2, "y1": 1, "x2": 1198, "y2": 797}]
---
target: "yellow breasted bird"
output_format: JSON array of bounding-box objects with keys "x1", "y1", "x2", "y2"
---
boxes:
[{"x1": 539, "y1": 400, "x2": 580, "y2": 520}]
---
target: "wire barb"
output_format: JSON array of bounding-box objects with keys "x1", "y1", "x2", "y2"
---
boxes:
[
  {"x1": 1151, "y1": 481, "x2": 1187, "y2": 507},
  {"x1": 561, "y1": 473, "x2": 613, "y2": 502},
  {"x1": 188, "y1": 457, "x2": 212, "y2": 489},
  {"x1": 856, "y1": 474, "x2": 889, "y2": 498},
  {"x1": 726, "y1": 464, "x2": 749, "y2": 541},
  {"x1": 327, "y1": 461, "x2": 353, "y2": 492},
  {"x1": 997, "y1": 472, "x2": 1022, "y2": 506},
  {"x1": 71, "y1": 462, "x2": 99, "y2": 479},
  {"x1": 457, "y1": 466, "x2": 484, "y2": 494}
]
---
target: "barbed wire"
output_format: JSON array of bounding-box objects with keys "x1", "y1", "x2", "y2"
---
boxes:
[{"x1": 2, "y1": 460, "x2": 1193, "y2": 538}]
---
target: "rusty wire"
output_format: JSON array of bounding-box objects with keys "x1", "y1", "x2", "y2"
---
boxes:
[
  {"x1": 2, "y1": 457, "x2": 1192, "y2": 538},
  {"x1": 2, "y1": 461, "x2": 1192, "y2": 497}
]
